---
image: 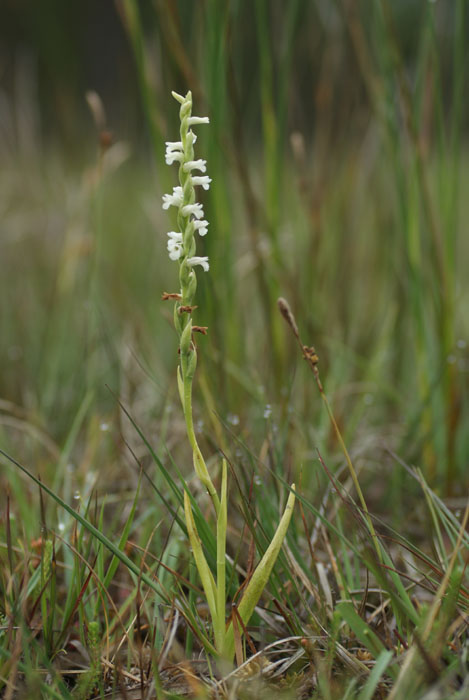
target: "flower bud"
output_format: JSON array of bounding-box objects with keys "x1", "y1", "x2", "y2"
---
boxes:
[
  {"x1": 180, "y1": 319, "x2": 193, "y2": 356},
  {"x1": 186, "y1": 346, "x2": 197, "y2": 380},
  {"x1": 186, "y1": 270, "x2": 197, "y2": 300}
]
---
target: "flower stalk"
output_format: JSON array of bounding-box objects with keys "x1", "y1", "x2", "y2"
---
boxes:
[
  {"x1": 162, "y1": 91, "x2": 295, "y2": 661},
  {"x1": 164, "y1": 90, "x2": 219, "y2": 515}
]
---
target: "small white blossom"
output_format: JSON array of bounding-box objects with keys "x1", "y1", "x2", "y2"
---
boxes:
[
  {"x1": 193, "y1": 219, "x2": 209, "y2": 236},
  {"x1": 168, "y1": 247, "x2": 182, "y2": 261},
  {"x1": 167, "y1": 231, "x2": 183, "y2": 260},
  {"x1": 192, "y1": 176, "x2": 212, "y2": 191},
  {"x1": 165, "y1": 152, "x2": 184, "y2": 165},
  {"x1": 165, "y1": 141, "x2": 184, "y2": 165},
  {"x1": 182, "y1": 203, "x2": 204, "y2": 219},
  {"x1": 187, "y1": 116, "x2": 210, "y2": 125},
  {"x1": 162, "y1": 186, "x2": 183, "y2": 210},
  {"x1": 165, "y1": 140, "x2": 183, "y2": 152},
  {"x1": 167, "y1": 231, "x2": 183, "y2": 242},
  {"x1": 183, "y1": 160, "x2": 207, "y2": 173},
  {"x1": 187, "y1": 256, "x2": 209, "y2": 272}
]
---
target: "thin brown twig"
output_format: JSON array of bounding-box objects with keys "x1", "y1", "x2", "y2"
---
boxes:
[{"x1": 277, "y1": 297, "x2": 382, "y2": 563}]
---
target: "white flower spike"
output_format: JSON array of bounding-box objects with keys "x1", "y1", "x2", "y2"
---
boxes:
[{"x1": 163, "y1": 91, "x2": 210, "y2": 271}]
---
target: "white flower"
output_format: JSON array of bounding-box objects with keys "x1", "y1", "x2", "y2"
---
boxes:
[
  {"x1": 192, "y1": 176, "x2": 211, "y2": 191},
  {"x1": 187, "y1": 256, "x2": 209, "y2": 272},
  {"x1": 167, "y1": 231, "x2": 183, "y2": 260},
  {"x1": 165, "y1": 152, "x2": 184, "y2": 165},
  {"x1": 182, "y1": 203, "x2": 204, "y2": 219},
  {"x1": 167, "y1": 231, "x2": 183, "y2": 242},
  {"x1": 183, "y1": 159, "x2": 207, "y2": 173},
  {"x1": 187, "y1": 116, "x2": 210, "y2": 125},
  {"x1": 165, "y1": 140, "x2": 183, "y2": 151},
  {"x1": 193, "y1": 219, "x2": 209, "y2": 236},
  {"x1": 165, "y1": 141, "x2": 184, "y2": 165},
  {"x1": 162, "y1": 186, "x2": 183, "y2": 210}
]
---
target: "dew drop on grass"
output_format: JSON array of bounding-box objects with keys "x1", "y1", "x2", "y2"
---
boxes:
[
  {"x1": 100, "y1": 422, "x2": 110, "y2": 432},
  {"x1": 58, "y1": 522, "x2": 65, "y2": 532},
  {"x1": 227, "y1": 413, "x2": 240, "y2": 426}
]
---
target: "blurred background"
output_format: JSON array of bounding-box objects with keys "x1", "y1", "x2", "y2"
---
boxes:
[{"x1": 1, "y1": 0, "x2": 468, "y2": 517}]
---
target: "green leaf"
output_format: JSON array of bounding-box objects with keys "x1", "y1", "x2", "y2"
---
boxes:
[
  {"x1": 223, "y1": 485, "x2": 296, "y2": 660},
  {"x1": 183, "y1": 491, "x2": 218, "y2": 631}
]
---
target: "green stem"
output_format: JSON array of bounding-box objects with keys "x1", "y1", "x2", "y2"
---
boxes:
[
  {"x1": 184, "y1": 491, "x2": 218, "y2": 626},
  {"x1": 215, "y1": 459, "x2": 228, "y2": 653},
  {"x1": 182, "y1": 373, "x2": 220, "y2": 516}
]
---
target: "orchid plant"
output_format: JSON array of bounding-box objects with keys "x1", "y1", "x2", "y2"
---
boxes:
[{"x1": 162, "y1": 90, "x2": 295, "y2": 662}]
